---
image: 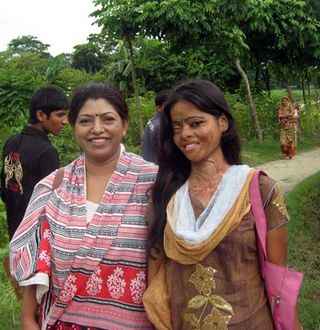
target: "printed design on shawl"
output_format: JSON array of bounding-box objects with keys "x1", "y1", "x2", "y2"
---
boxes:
[
  {"x1": 86, "y1": 266, "x2": 103, "y2": 296},
  {"x1": 37, "y1": 221, "x2": 51, "y2": 274},
  {"x1": 107, "y1": 267, "x2": 126, "y2": 299},
  {"x1": 130, "y1": 271, "x2": 146, "y2": 304},
  {"x1": 38, "y1": 250, "x2": 51, "y2": 267},
  {"x1": 59, "y1": 274, "x2": 78, "y2": 303},
  {"x1": 43, "y1": 229, "x2": 50, "y2": 239},
  {"x1": 49, "y1": 320, "x2": 98, "y2": 330},
  {"x1": 183, "y1": 264, "x2": 234, "y2": 330}
]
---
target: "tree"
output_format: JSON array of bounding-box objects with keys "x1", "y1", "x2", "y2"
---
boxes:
[
  {"x1": 72, "y1": 42, "x2": 104, "y2": 73},
  {"x1": 7, "y1": 35, "x2": 50, "y2": 57},
  {"x1": 92, "y1": 0, "x2": 148, "y2": 141}
]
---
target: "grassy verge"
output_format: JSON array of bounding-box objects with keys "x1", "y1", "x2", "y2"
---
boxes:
[
  {"x1": 0, "y1": 248, "x2": 21, "y2": 330},
  {"x1": 285, "y1": 172, "x2": 320, "y2": 330},
  {"x1": 242, "y1": 137, "x2": 320, "y2": 166}
]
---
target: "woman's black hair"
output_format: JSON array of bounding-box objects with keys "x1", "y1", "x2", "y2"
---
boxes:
[
  {"x1": 68, "y1": 82, "x2": 129, "y2": 126},
  {"x1": 149, "y1": 79, "x2": 242, "y2": 255}
]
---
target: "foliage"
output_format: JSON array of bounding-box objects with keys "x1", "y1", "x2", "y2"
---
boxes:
[
  {"x1": 7, "y1": 35, "x2": 51, "y2": 58},
  {"x1": 125, "y1": 91, "x2": 156, "y2": 152},
  {"x1": 0, "y1": 203, "x2": 8, "y2": 249},
  {"x1": 72, "y1": 42, "x2": 105, "y2": 73},
  {"x1": 50, "y1": 126, "x2": 80, "y2": 167},
  {"x1": 0, "y1": 65, "x2": 43, "y2": 128},
  {"x1": 134, "y1": 38, "x2": 188, "y2": 92}
]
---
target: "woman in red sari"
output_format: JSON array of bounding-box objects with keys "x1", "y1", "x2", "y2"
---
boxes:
[{"x1": 278, "y1": 96, "x2": 299, "y2": 159}]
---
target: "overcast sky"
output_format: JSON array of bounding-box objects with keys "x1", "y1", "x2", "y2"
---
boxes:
[{"x1": 0, "y1": 0, "x2": 101, "y2": 56}]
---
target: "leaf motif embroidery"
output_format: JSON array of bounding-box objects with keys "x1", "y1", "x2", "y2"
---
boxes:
[{"x1": 183, "y1": 264, "x2": 234, "y2": 329}]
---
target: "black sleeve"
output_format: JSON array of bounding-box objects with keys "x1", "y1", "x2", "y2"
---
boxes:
[
  {"x1": 0, "y1": 146, "x2": 6, "y2": 203},
  {"x1": 142, "y1": 126, "x2": 153, "y2": 161},
  {"x1": 38, "y1": 148, "x2": 60, "y2": 178}
]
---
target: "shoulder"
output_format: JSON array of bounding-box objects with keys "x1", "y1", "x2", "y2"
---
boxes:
[
  {"x1": 255, "y1": 170, "x2": 289, "y2": 230},
  {"x1": 257, "y1": 172, "x2": 277, "y2": 205},
  {"x1": 123, "y1": 151, "x2": 158, "y2": 168},
  {"x1": 37, "y1": 156, "x2": 82, "y2": 188},
  {"x1": 3, "y1": 133, "x2": 20, "y2": 149},
  {"x1": 122, "y1": 151, "x2": 158, "y2": 175},
  {"x1": 258, "y1": 173, "x2": 276, "y2": 192}
]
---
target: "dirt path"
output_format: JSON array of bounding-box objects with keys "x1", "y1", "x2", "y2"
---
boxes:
[{"x1": 257, "y1": 147, "x2": 320, "y2": 194}]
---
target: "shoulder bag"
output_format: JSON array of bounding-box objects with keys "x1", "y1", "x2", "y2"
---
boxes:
[{"x1": 249, "y1": 170, "x2": 303, "y2": 330}]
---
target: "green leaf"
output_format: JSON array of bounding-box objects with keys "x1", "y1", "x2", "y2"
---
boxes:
[
  {"x1": 183, "y1": 313, "x2": 199, "y2": 328},
  {"x1": 187, "y1": 295, "x2": 208, "y2": 309},
  {"x1": 208, "y1": 295, "x2": 234, "y2": 316}
]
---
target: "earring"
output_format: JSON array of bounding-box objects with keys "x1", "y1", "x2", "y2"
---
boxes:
[{"x1": 123, "y1": 130, "x2": 126, "y2": 136}]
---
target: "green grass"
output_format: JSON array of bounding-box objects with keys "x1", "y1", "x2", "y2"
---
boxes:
[
  {"x1": 242, "y1": 137, "x2": 320, "y2": 166},
  {"x1": 0, "y1": 248, "x2": 21, "y2": 330},
  {"x1": 285, "y1": 172, "x2": 320, "y2": 330}
]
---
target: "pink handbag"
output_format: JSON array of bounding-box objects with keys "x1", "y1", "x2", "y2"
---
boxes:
[{"x1": 249, "y1": 170, "x2": 304, "y2": 330}]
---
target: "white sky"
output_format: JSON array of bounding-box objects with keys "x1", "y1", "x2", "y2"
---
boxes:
[{"x1": 0, "y1": 0, "x2": 101, "y2": 56}]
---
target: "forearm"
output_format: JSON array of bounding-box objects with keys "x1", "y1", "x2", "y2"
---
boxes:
[{"x1": 22, "y1": 285, "x2": 40, "y2": 330}]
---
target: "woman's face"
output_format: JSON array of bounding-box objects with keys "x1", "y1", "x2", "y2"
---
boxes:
[
  {"x1": 170, "y1": 100, "x2": 228, "y2": 164},
  {"x1": 74, "y1": 98, "x2": 128, "y2": 164},
  {"x1": 282, "y1": 98, "x2": 289, "y2": 106}
]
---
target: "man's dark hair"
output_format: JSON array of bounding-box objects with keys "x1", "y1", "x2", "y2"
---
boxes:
[
  {"x1": 155, "y1": 89, "x2": 170, "y2": 107},
  {"x1": 28, "y1": 86, "x2": 69, "y2": 124}
]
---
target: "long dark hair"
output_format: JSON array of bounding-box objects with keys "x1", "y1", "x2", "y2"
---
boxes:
[{"x1": 149, "y1": 79, "x2": 242, "y2": 254}]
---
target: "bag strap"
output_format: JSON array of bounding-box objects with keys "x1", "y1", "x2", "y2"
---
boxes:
[
  {"x1": 52, "y1": 167, "x2": 64, "y2": 191},
  {"x1": 249, "y1": 170, "x2": 269, "y2": 275}
]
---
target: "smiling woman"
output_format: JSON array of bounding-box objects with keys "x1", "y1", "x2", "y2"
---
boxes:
[
  {"x1": 143, "y1": 79, "x2": 302, "y2": 330},
  {"x1": 10, "y1": 83, "x2": 158, "y2": 329}
]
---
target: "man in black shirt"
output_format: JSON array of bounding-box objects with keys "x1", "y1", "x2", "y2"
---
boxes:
[{"x1": 0, "y1": 86, "x2": 68, "y2": 298}]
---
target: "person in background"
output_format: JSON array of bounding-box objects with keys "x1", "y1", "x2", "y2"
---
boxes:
[
  {"x1": 142, "y1": 89, "x2": 170, "y2": 163},
  {"x1": 278, "y1": 96, "x2": 299, "y2": 160},
  {"x1": 10, "y1": 83, "x2": 158, "y2": 330},
  {"x1": 0, "y1": 86, "x2": 69, "y2": 300},
  {"x1": 143, "y1": 79, "x2": 301, "y2": 329}
]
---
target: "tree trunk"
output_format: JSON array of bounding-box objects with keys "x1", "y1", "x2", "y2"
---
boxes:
[
  {"x1": 254, "y1": 66, "x2": 260, "y2": 92},
  {"x1": 301, "y1": 74, "x2": 306, "y2": 105},
  {"x1": 125, "y1": 36, "x2": 144, "y2": 142},
  {"x1": 235, "y1": 58, "x2": 262, "y2": 143}
]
